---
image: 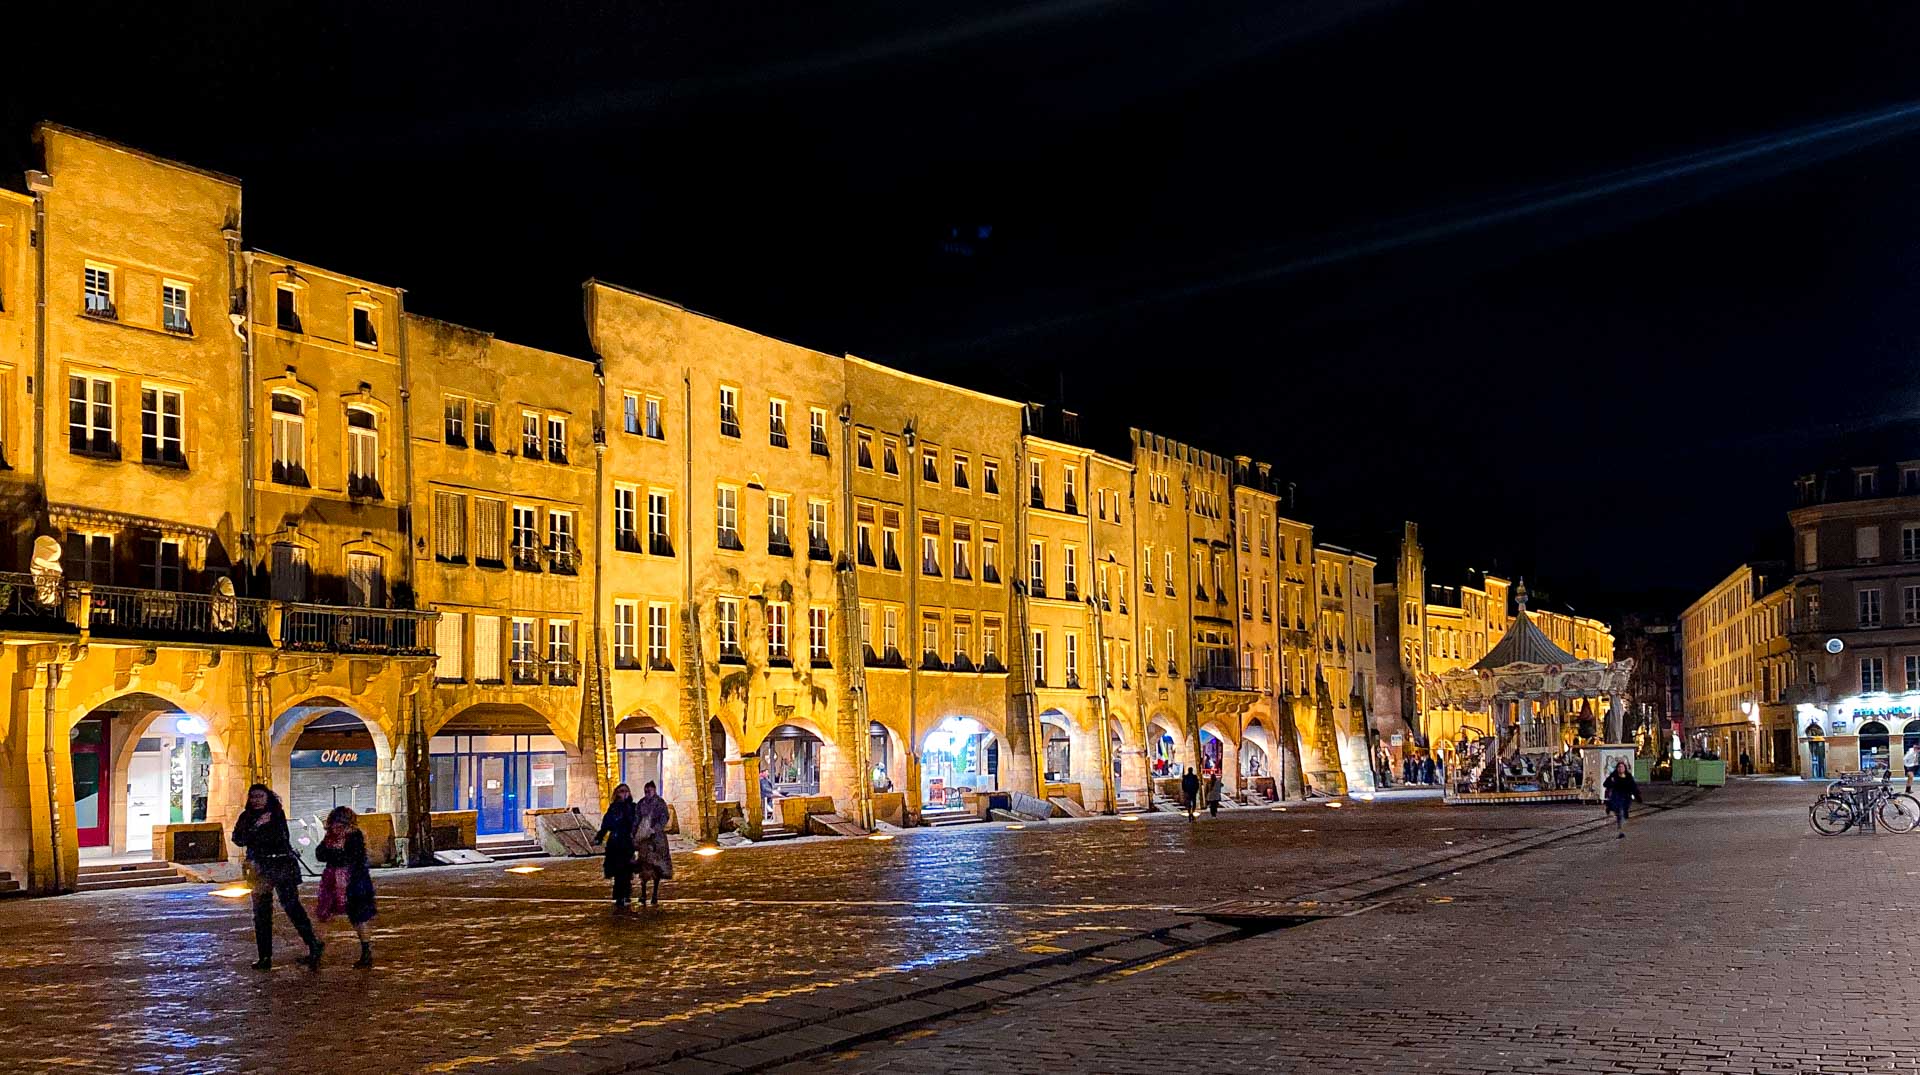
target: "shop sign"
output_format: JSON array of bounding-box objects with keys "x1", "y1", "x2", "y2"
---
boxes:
[
  {"x1": 530, "y1": 762, "x2": 556, "y2": 788},
  {"x1": 290, "y1": 748, "x2": 374, "y2": 769}
]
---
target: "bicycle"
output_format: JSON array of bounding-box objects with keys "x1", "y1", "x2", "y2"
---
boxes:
[{"x1": 1809, "y1": 772, "x2": 1920, "y2": 835}]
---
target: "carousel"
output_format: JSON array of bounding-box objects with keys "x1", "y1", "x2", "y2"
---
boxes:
[{"x1": 1423, "y1": 584, "x2": 1636, "y2": 804}]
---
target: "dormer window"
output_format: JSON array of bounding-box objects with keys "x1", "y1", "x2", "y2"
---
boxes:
[
  {"x1": 276, "y1": 286, "x2": 301, "y2": 333},
  {"x1": 353, "y1": 306, "x2": 378, "y2": 348},
  {"x1": 1857, "y1": 470, "x2": 1879, "y2": 497}
]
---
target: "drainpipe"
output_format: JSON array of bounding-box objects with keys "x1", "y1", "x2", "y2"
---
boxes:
[
  {"x1": 395, "y1": 293, "x2": 416, "y2": 603},
  {"x1": 591, "y1": 353, "x2": 613, "y2": 797},
  {"x1": 903, "y1": 422, "x2": 920, "y2": 805},
  {"x1": 837, "y1": 402, "x2": 873, "y2": 829},
  {"x1": 27, "y1": 170, "x2": 51, "y2": 517}
]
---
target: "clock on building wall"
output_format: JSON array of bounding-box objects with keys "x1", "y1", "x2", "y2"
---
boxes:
[{"x1": 1826, "y1": 638, "x2": 1845, "y2": 654}]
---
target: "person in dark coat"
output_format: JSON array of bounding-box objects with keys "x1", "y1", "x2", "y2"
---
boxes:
[
  {"x1": 1204, "y1": 771, "x2": 1224, "y2": 818},
  {"x1": 231, "y1": 783, "x2": 322, "y2": 971},
  {"x1": 593, "y1": 783, "x2": 641, "y2": 911},
  {"x1": 314, "y1": 805, "x2": 378, "y2": 967},
  {"x1": 1421, "y1": 753, "x2": 1438, "y2": 786},
  {"x1": 635, "y1": 781, "x2": 674, "y2": 907},
  {"x1": 1602, "y1": 760, "x2": 1643, "y2": 839},
  {"x1": 1180, "y1": 767, "x2": 1200, "y2": 820}
]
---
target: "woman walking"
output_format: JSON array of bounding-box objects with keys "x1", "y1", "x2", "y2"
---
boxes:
[
  {"x1": 1179, "y1": 767, "x2": 1200, "y2": 820},
  {"x1": 593, "y1": 783, "x2": 642, "y2": 912},
  {"x1": 314, "y1": 806, "x2": 378, "y2": 967},
  {"x1": 635, "y1": 781, "x2": 674, "y2": 907},
  {"x1": 1602, "y1": 760, "x2": 1643, "y2": 839},
  {"x1": 1204, "y1": 771, "x2": 1223, "y2": 818},
  {"x1": 230, "y1": 784, "x2": 322, "y2": 971}
]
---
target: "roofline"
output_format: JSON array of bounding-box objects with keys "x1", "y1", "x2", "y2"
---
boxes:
[
  {"x1": 583, "y1": 277, "x2": 840, "y2": 361},
  {"x1": 405, "y1": 310, "x2": 593, "y2": 365},
  {"x1": 249, "y1": 248, "x2": 401, "y2": 296},
  {"x1": 1023, "y1": 434, "x2": 1091, "y2": 457},
  {"x1": 1680, "y1": 562, "x2": 1763, "y2": 620},
  {"x1": 35, "y1": 122, "x2": 244, "y2": 188},
  {"x1": 845, "y1": 354, "x2": 1024, "y2": 410}
]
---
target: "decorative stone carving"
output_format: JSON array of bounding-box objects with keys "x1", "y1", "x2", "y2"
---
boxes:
[
  {"x1": 30, "y1": 536, "x2": 63, "y2": 609},
  {"x1": 211, "y1": 577, "x2": 237, "y2": 632}
]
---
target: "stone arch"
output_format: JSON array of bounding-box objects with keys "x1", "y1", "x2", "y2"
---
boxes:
[
  {"x1": 919, "y1": 714, "x2": 1004, "y2": 808},
  {"x1": 866, "y1": 718, "x2": 908, "y2": 794},
  {"x1": 1107, "y1": 709, "x2": 1148, "y2": 809},
  {"x1": 749, "y1": 714, "x2": 856, "y2": 811},
  {"x1": 1198, "y1": 719, "x2": 1240, "y2": 782},
  {"x1": 429, "y1": 701, "x2": 592, "y2": 836},
  {"x1": 1145, "y1": 711, "x2": 1191, "y2": 777},
  {"x1": 84, "y1": 690, "x2": 232, "y2": 857},
  {"x1": 266, "y1": 696, "x2": 398, "y2": 825},
  {"x1": 1241, "y1": 719, "x2": 1275, "y2": 779}
]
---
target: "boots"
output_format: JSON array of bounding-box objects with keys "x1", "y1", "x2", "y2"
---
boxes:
[
  {"x1": 302, "y1": 940, "x2": 325, "y2": 971},
  {"x1": 354, "y1": 942, "x2": 373, "y2": 969}
]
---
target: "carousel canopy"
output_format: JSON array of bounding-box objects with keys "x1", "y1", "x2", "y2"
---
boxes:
[{"x1": 1471, "y1": 611, "x2": 1576, "y2": 671}]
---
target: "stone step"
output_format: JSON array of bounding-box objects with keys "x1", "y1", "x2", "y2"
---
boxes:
[
  {"x1": 480, "y1": 841, "x2": 547, "y2": 862},
  {"x1": 0, "y1": 871, "x2": 18, "y2": 895},
  {"x1": 755, "y1": 827, "x2": 800, "y2": 842},
  {"x1": 923, "y1": 808, "x2": 985, "y2": 827},
  {"x1": 76, "y1": 862, "x2": 191, "y2": 892}
]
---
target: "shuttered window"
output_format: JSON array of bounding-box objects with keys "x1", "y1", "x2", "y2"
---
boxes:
[
  {"x1": 473, "y1": 615, "x2": 504, "y2": 682},
  {"x1": 434, "y1": 491, "x2": 467, "y2": 561},
  {"x1": 474, "y1": 498, "x2": 506, "y2": 564},
  {"x1": 435, "y1": 613, "x2": 465, "y2": 681}
]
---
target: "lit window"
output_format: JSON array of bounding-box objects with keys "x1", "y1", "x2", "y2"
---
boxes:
[
  {"x1": 647, "y1": 603, "x2": 672, "y2": 669},
  {"x1": 769, "y1": 399, "x2": 788, "y2": 447},
  {"x1": 161, "y1": 282, "x2": 191, "y2": 334},
  {"x1": 719, "y1": 386, "x2": 741, "y2": 438},
  {"x1": 140, "y1": 387, "x2": 184, "y2": 467},
  {"x1": 718, "y1": 598, "x2": 743, "y2": 659},
  {"x1": 347, "y1": 407, "x2": 380, "y2": 497},
  {"x1": 68, "y1": 374, "x2": 115, "y2": 456},
  {"x1": 84, "y1": 266, "x2": 115, "y2": 318},
  {"x1": 717, "y1": 485, "x2": 741, "y2": 549}
]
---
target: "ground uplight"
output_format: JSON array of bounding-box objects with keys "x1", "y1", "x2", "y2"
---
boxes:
[
  {"x1": 867, "y1": 833, "x2": 894, "y2": 841},
  {"x1": 693, "y1": 846, "x2": 723, "y2": 857},
  {"x1": 212, "y1": 886, "x2": 251, "y2": 899},
  {"x1": 504, "y1": 865, "x2": 544, "y2": 874},
  {"x1": 1004, "y1": 823, "x2": 1026, "y2": 830}
]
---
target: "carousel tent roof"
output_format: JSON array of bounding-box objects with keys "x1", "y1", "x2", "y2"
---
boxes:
[{"x1": 1471, "y1": 612, "x2": 1578, "y2": 670}]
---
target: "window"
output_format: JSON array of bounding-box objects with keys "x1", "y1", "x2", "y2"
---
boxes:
[
  {"x1": 345, "y1": 551, "x2": 383, "y2": 607},
  {"x1": 858, "y1": 513, "x2": 876, "y2": 567},
  {"x1": 352, "y1": 306, "x2": 378, "y2": 348},
  {"x1": 921, "y1": 527, "x2": 940, "y2": 577},
  {"x1": 953, "y1": 453, "x2": 970, "y2": 489},
  {"x1": 922, "y1": 616, "x2": 941, "y2": 664},
  {"x1": 1909, "y1": 655, "x2": 1920, "y2": 691},
  {"x1": 809, "y1": 407, "x2": 829, "y2": 456},
  {"x1": 623, "y1": 392, "x2": 642, "y2": 435},
  {"x1": 1063, "y1": 545, "x2": 1078, "y2": 600},
  {"x1": 648, "y1": 491, "x2": 673, "y2": 555},
  {"x1": 1029, "y1": 540, "x2": 1046, "y2": 597},
  {"x1": 1802, "y1": 530, "x2": 1818, "y2": 571},
  {"x1": 445, "y1": 397, "x2": 467, "y2": 446},
  {"x1": 347, "y1": 407, "x2": 380, "y2": 496},
  {"x1": 548, "y1": 510, "x2": 577, "y2": 573},
  {"x1": 1858, "y1": 471, "x2": 1879, "y2": 497},
  {"x1": 473, "y1": 616, "x2": 503, "y2": 682},
  {"x1": 1905, "y1": 585, "x2": 1920, "y2": 626},
  {"x1": 546, "y1": 416, "x2": 567, "y2": 464},
  {"x1": 1240, "y1": 576, "x2": 1251, "y2": 619},
  {"x1": 511, "y1": 618, "x2": 540, "y2": 683},
  {"x1": 983, "y1": 459, "x2": 1000, "y2": 495},
  {"x1": 548, "y1": 620, "x2": 577, "y2": 683},
  {"x1": 435, "y1": 614, "x2": 465, "y2": 681},
  {"x1": 268, "y1": 542, "x2": 306, "y2": 601},
  {"x1": 1239, "y1": 509, "x2": 1251, "y2": 551},
  {"x1": 1166, "y1": 628, "x2": 1177, "y2": 673},
  {"x1": 717, "y1": 485, "x2": 741, "y2": 550},
  {"x1": 1260, "y1": 518, "x2": 1271, "y2": 556},
  {"x1": 1905, "y1": 525, "x2": 1920, "y2": 562},
  {"x1": 768, "y1": 494, "x2": 791, "y2": 553},
  {"x1": 882, "y1": 511, "x2": 901, "y2": 571},
  {"x1": 719, "y1": 386, "x2": 741, "y2": 438},
  {"x1": 1032, "y1": 629, "x2": 1048, "y2": 686},
  {"x1": 614, "y1": 485, "x2": 639, "y2": 551},
  {"x1": 983, "y1": 621, "x2": 1001, "y2": 666},
  {"x1": 883, "y1": 607, "x2": 900, "y2": 657},
  {"x1": 69, "y1": 375, "x2": 115, "y2": 456},
  {"x1": 65, "y1": 533, "x2": 112, "y2": 585},
  {"x1": 1142, "y1": 545, "x2": 1154, "y2": 592},
  {"x1": 84, "y1": 266, "x2": 115, "y2": 318},
  {"x1": 475, "y1": 498, "x2": 506, "y2": 565},
  {"x1": 140, "y1": 387, "x2": 184, "y2": 466},
  {"x1": 275, "y1": 286, "x2": 300, "y2": 332},
  {"x1": 1859, "y1": 588, "x2": 1883, "y2": 628},
  {"x1": 857, "y1": 430, "x2": 874, "y2": 470},
  {"x1": 808, "y1": 499, "x2": 831, "y2": 560},
  {"x1": 982, "y1": 533, "x2": 1000, "y2": 584},
  {"x1": 809, "y1": 607, "x2": 830, "y2": 663},
  {"x1": 769, "y1": 398, "x2": 788, "y2": 447},
  {"x1": 1193, "y1": 552, "x2": 1206, "y2": 597},
  {"x1": 923, "y1": 446, "x2": 940, "y2": 484},
  {"x1": 136, "y1": 536, "x2": 183, "y2": 591},
  {"x1": 768, "y1": 602, "x2": 790, "y2": 660},
  {"x1": 1143, "y1": 628, "x2": 1154, "y2": 671},
  {"x1": 512, "y1": 506, "x2": 540, "y2": 569},
  {"x1": 613, "y1": 600, "x2": 639, "y2": 668},
  {"x1": 953, "y1": 524, "x2": 972, "y2": 580},
  {"x1": 1863, "y1": 656, "x2": 1886, "y2": 694},
  {"x1": 473, "y1": 403, "x2": 495, "y2": 451},
  {"x1": 1261, "y1": 578, "x2": 1272, "y2": 621},
  {"x1": 521, "y1": 411, "x2": 542, "y2": 459},
  {"x1": 882, "y1": 438, "x2": 899, "y2": 475},
  {"x1": 1063, "y1": 466, "x2": 1079, "y2": 513},
  {"x1": 647, "y1": 603, "x2": 672, "y2": 669},
  {"x1": 715, "y1": 597, "x2": 744, "y2": 659},
  {"x1": 161, "y1": 282, "x2": 190, "y2": 334},
  {"x1": 433, "y1": 491, "x2": 468, "y2": 562},
  {"x1": 954, "y1": 620, "x2": 972, "y2": 665},
  {"x1": 859, "y1": 605, "x2": 874, "y2": 653},
  {"x1": 1029, "y1": 459, "x2": 1045, "y2": 507},
  {"x1": 1098, "y1": 489, "x2": 1107, "y2": 520},
  {"x1": 1165, "y1": 551, "x2": 1176, "y2": 594},
  {"x1": 1857, "y1": 526, "x2": 1881, "y2": 564}
]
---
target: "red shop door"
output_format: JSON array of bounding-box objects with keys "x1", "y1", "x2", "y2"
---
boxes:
[{"x1": 71, "y1": 719, "x2": 111, "y2": 848}]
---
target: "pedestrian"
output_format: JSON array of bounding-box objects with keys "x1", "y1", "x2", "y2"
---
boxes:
[
  {"x1": 1180, "y1": 767, "x2": 1200, "y2": 820},
  {"x1": 230, "y1": 783, "x2": 323, "y2": 971},
  {"x1": 1204, "y1": 771, "x2": 1223, "y2": 818},
  {"x1": 1739, "y1": 750, "x2": 1753, "y2": 776},
  {"x1": 1421, "y1": 753, "x2": 1437, "y2": 786},
  {"x1": 635, "y1": 780, "x2": 674, "y2": 907},
  {"x1": 1602, "y1": 760, "x2": 1642, "y2": 839},
  {"x1": 314, "y1": 806, "x2": 378, "y2": 967},
  {"x1": 593, "y1": 782, "x2": 641, "y2": 912},
  {"x1": 1905, "y1": 742, "x2": 1920, "y2": 792},
  {"x1": 759, "y1": 768, "x2": 776, "y2": 820}
]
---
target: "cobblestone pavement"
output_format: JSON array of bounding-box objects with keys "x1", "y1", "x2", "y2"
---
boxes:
[
  {"x1": 779, "y1": 778, "x2": 1908, "y2": 1075},
  {"x1": 0, "y1": 792, "x2": 1683, "y2": 1073}
]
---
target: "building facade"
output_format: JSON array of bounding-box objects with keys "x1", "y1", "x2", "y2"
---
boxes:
[
  {"x1": 0, "y1": 126, "x2": 1382, "y2": 894},
  {"x1": 1678, "y1": 563, "x2": 1794, "y2": 770}
]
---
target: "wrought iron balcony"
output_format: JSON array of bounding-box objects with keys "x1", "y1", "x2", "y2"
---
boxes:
[
  {"x1": 0, "y1": 573, "x2": 78, "y2": 634},
  {"x1": 87, "y1": 585, "x2": 270, "y2": 645},
  {"x1": 1194, "y1": 667, "x2": 1259, "y2": 691},
  {"x1": 280, "y1": 603, "x2": 434, "y2": 655}
]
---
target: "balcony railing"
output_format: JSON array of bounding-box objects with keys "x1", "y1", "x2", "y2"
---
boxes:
[
  {"x1": 281, "y1": 604, "x2": 434, "y2": 655},
  {"x1": 1194, "y1": 667, "x2": 1259, "y2": 691},
  {"x1": 87, "y1": 585, "x2": 270, "y2": 644},
  {"x1": 0, "y1": 573, "x2": 78, "y2": 633}
]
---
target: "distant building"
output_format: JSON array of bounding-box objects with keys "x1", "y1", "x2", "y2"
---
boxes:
[{"x1": 1678, "y1": 563, "x2": 1795, "y2": 770}]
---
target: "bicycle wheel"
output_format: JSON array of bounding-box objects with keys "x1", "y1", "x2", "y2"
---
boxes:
[
  {"x1": 1810, "y1": 795, "x2": 1856, "y2": 835},
  {"x1": 1881, "y1": 794, "x2": 1920, "y2": 834}
]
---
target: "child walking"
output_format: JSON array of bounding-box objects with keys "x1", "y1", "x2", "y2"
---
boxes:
[{"x1": 314, "y1": 806, "x2": 378, "y2": 967}]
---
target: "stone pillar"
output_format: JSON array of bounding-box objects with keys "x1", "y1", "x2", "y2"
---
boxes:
[
  {"x1": 662, "y1": 736, "x2": 703, "y2": 837},
  {"x1": 739, "y1": 752, "x2": 764, "y2": 839},
  {"x1": 16, "y1": 657, "x2": 76, "y2": 894},
  {"x1": 819, "y1": 736, "x2": 859, "y2": 814}
]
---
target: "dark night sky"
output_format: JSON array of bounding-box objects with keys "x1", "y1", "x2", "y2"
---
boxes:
[{"x1": 11, "y1": 1, "x2": 1920, "y2": 620}]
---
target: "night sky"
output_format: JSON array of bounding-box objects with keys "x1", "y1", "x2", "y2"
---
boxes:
[{"x1": 11, "y1": 1, "x2": 1920, "y2": 620}]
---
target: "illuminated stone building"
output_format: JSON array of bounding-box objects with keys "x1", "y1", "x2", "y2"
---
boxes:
[{"x1": 0, "y1": 126, "x2": 1382, "y2": 894}]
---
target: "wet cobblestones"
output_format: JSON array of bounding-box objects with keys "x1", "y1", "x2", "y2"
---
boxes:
[{"x1": 0, "y1": 797, "x2": 1602, "y2": 1073}]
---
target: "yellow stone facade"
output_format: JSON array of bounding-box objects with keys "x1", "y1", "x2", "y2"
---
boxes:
[{"x1": 0, "y1": 126, "x2": 1382, "y2": 894}]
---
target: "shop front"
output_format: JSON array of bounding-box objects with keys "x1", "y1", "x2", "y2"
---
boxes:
[
  {"x1": 430, "y1": 734, "x2": 574, "y2": 837},
  {"x1": 921, "y1": 716, "x2": 997, "y2": 808},
  {"x1": 1795, "y1": 695, "x2": 1920, "y2": 780}
]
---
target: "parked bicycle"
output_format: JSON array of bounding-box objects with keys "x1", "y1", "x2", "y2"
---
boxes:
[{"x1": 1810, "y1": 771, "x2": 1920, "y2": 835}]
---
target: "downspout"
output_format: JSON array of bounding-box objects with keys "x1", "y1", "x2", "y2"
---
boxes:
[
  {"x1": 28, "y1": 171, "x2": 50, "y2": 516},
  {"x1": 591, "y1": 347, "x2": 614, "y2": 797},
  {"x1": 1086, "y1": 465, "x2": 1114, "y2": 814},
  {"x1": 234, "y1": 248, "x2": 261, "y2": 783},
  {"x1": 903, "y1": 422, "x2": 919, "y2": 804},
  {"x1": 393, "y1": 296, "x2": 434, "y2": 861},
  {"x1": 1011, "y1": 437, "x2": 1042, "y2": 797},
  {"x1": 837, "y1": 401, "x2": 873, "y2": 828},
  {"x1": 395, "y1": 292, "x2": 416, "y2": 604}
]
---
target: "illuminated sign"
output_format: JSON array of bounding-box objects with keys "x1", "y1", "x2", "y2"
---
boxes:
[{"x1": 290, "y1": 749, "x2": 374, "y2": 769}]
